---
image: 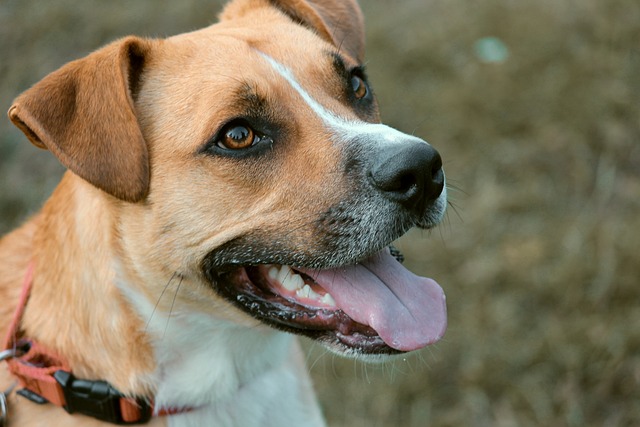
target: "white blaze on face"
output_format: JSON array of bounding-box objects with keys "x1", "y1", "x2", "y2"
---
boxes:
[
  {"x1": 258, "y1": 52, "x2": 422, "y2": 145},
  {"x1": 258, "y1": 52, "x2": 447, "y2": 217}
]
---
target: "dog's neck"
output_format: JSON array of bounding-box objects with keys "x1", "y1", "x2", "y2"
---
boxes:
[
  {"x1": 20, "y1": 174, "x2": 302, "y2": 412},
  {"x1": 117, "y1": 266, "x2": 297, "y2": 410},
  {"x1": 21, "y1": 174, "x2": 156, "y2": 394}
]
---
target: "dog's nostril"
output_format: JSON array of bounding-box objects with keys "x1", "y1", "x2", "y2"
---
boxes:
[
  {"x1": 431, "y1": 155, "x2": 443, "y2": 181},
  {"x1": 431, "y1": 156, "x2": 445, "y2": 191},
  {"x1": 399, "y1": 173, "x2": 418, "y2": 193},
  {"x1": 379, "y1": 170, "x2": 418, "y2": 194}
]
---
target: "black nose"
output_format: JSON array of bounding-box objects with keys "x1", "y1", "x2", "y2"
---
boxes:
[{"x1": 368, "y1": 141, "x2": 444, "y2": 211}]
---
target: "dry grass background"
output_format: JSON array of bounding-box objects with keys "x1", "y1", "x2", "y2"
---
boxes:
[{"x1": 1, "y1": 0, "x2": 639, "y2": 426}]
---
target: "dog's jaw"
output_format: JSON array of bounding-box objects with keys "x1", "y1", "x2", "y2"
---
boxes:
[
  {"x1": 203, "y1": 248, "x2": 447, "y2": 358},
  {"x1": 210, "y1": 263, "x2": 397, "y2": 355}
]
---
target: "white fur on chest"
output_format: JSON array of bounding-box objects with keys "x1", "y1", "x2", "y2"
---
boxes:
[{"x1": 117, "y1": 277, "x2": 325, "y2": 426}]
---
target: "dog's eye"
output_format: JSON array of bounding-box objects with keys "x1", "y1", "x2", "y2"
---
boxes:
[
  {"x1": 351, "y1": 75, "x2": 368, "y2": 99},
  {"x1": 218, "y1": 124, "x2": 258, "y2": 150}
]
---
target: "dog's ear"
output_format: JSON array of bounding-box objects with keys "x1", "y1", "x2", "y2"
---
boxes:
[
  {"x1": 8, "y1": 36, "x2": 152, "y2": 203},
  {"x1": 271, "y1": 0, "x2": 365, "y2": 62},
  {"x1": 222, "y1": 0, "x2": 365, "y2": 63}
]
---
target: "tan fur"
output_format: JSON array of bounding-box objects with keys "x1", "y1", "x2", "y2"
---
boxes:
[{"x1": 1, "y1": 0, "x2": 367, "y2": 425}]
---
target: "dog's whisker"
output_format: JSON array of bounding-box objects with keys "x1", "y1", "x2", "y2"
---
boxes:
[
  {"x1": 362, "y1": 359, "x2": 372, "y2": 384},
  {"x1": 444, "y1": 179, "x2": 468, "y2": 196},
  {"x1": 447, "y1": 200, "x2": 464, "y2": 223},
  {"x1": 162, "y1": 275, "x2": 183, "y2": 341},
  {"x1": 410, "y1": 116, "x2": 430, "y2": 137},
  {"x1": 145, "y1": 272, "x2": 177, "y2": 333},
  {"x1": 307, "y1": 342, "x2": 330, "y2": 373},
  {"x1": 437, "y1": 222, "x2": 447, "y2": 246}
]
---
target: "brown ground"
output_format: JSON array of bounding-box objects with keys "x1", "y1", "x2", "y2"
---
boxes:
[{"x1": 1, "y1": 1, "x2": 639, "y2": 426}]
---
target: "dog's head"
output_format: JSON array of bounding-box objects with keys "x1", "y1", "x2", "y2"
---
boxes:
[{"x1": 8, "y1": 0, "x2": 447, "y2": 358}]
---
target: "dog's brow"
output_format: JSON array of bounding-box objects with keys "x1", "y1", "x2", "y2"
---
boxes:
[
  {"x1": 327, "y1": 50, "x2": 349, "y2": 80},
  {"x1": 326, "y1": 50, "x2": 367, "y2": 85},
  {"x1": 258, "y1": 51, "x2": 343, "y2": 129},
  {"x1": 235, "y1": 84, "x2": 271, "y2": 118},
  {"x1": 257, "y1": 51, "x2": 419, "y2": 147}
]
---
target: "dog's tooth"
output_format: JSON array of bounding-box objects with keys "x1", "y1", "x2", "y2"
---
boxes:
[
  {"x1": 268, "y1": 266, "x2": 279, "y2": 281},
  {"x1": 321, "y1": 293, "x2": 336, "y2": 307},
  {"x1": 293, "y1": 274, "x2": 304, "y2": 289},
  {"x1": 277, "y1": 265, "x2": 292, "y2": 284},
  {"x1": 297, "y1": 284, "x2": 312, "y2": 298},
  {"x1": 309, "y1": 287, "x2": 321, "y2": 299},
  {"x1": 281, "y1": 273, "x2": 304, "y2": 292}
]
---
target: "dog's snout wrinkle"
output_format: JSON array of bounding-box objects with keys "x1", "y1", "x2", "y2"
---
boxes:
[{"x1": 368, "y1": 141, "x2": 444, "y2": 213}]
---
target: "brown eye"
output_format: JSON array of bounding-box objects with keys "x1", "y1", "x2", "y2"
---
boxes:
[
  {"x1": 219, "y1": 124, "x2": 255, "y2": 150},
  {"x1": 351, "y1": 75, "x2": 368, "y2": 99}
]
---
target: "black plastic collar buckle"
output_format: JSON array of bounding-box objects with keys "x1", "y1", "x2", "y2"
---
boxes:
[{"x1": 53, "y1": 370, "x2": 151, "y2": 425}]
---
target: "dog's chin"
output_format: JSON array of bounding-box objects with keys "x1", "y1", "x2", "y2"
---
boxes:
[{"x1": 205, "y1": 257, "x2": 404, "y2": 357}]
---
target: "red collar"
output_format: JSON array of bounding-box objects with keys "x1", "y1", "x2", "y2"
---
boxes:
[{"x1": 2, "y1": 262, "x2": 191, "y2": 424}]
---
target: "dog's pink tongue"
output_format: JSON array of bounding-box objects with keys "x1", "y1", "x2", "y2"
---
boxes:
[{"x1": 300, "y1": 249, "x2": 447, "y2": 351}]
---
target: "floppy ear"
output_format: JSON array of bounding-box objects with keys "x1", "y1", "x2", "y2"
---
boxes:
[
  {"x1": 222, "y1": 0, "x2": 366, "y2": 63},
  {"x1": 8, "y1": 36, "x2": 152, "y2": 203}
]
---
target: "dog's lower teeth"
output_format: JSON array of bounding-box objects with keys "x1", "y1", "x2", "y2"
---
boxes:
[
  {"x1": 296, "y1": 284, "x2": 313, "y2": 299},
  {"x1": 270, "y1": 265, "x2": 305, "y2": 291},
  {"x1": 276, "y1": 265, "x2": 293, "y2": 284},
  {"x1": 265, "y1": 265, "x2": 337, "y2": 307},
  {"x1": 268, "y1": 266, "x2": 279, "y2": 281},
  {"x1": 282, "y1": 272, "x2": 304, "y2": 291},
  {"x1": 321, "y1": 293, "x2": 336, "y2": 307}
]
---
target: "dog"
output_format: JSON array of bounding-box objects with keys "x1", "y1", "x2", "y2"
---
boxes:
[{"x1": 0, "y1": 0, "x2": 448, "y2": 425}]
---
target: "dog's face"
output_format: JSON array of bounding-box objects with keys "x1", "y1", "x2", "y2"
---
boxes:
[{"x1": 9, "y1": 0, "x2": 447, "y2": 358}]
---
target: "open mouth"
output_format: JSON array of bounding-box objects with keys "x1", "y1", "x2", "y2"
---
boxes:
[{"x1": 209, "y1": 248, "x2": 447, "y2": 355}]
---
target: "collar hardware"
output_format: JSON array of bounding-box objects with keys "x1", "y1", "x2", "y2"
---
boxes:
[{"x1": 53, "y1": 370, "x2": 152, "y2": 425}]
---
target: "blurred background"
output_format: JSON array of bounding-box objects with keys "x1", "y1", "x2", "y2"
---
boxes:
[{"x1": 1, "y1": 0, "x2": 639, "y2": 425}]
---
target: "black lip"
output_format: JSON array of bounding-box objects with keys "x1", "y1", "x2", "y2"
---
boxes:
[{"x1": 205, "y1": 265, "x2": 402, "y2": 355}]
